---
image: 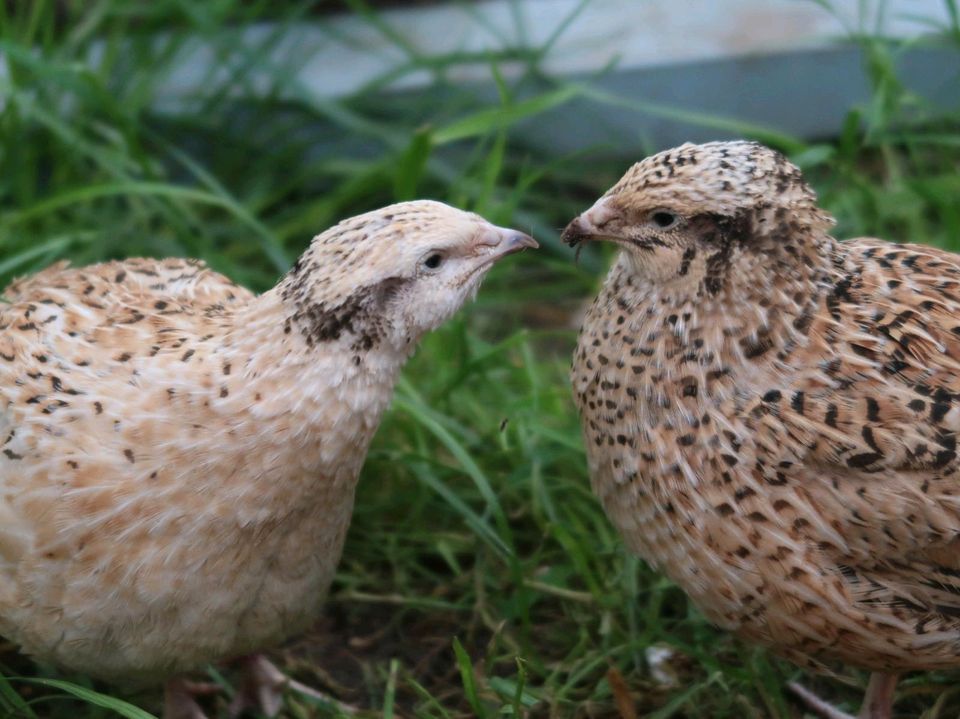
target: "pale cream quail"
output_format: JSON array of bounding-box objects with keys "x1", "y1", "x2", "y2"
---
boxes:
[{"x1": 0, "y1": 200, "x2": 536, "y2": 717}]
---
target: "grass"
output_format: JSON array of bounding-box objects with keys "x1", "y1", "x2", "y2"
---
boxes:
[{"x1": 1, "y1": 0, "x2": 960, "y2": 717}]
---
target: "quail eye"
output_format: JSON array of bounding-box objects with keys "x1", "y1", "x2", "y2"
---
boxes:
[
  {"x1": 423, "y1": 253, "x2": 444, "y2": 270},
  {"x1": 651, "y1": 211, "x2": 679, "y2": 229}
]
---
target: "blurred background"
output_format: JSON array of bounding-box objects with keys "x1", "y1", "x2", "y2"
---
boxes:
[{"x1": 2, "y1": 1, "x2": 959, "y2": 717}]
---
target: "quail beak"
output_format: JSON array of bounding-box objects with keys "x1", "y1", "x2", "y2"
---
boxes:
[
  {"x1": 561, "y1": 216, "x2": 591, "y2": 248},
  {"x1": 477, "y1": 226, "x2": 539, "y2": 259},
  {"x1": 562, "y1": 197, "x2": 619, "y2": 247}
]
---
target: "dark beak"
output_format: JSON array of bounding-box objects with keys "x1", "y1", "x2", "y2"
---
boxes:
[
  {"x1": 561, "y1": 198, "x2": 618, "y2": 248},
  {"x1": 561, "y1": 216, "x2": 591, "y2": 247}
]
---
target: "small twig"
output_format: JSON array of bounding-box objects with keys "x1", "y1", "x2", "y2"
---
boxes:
[
  {"x1": 787, "y1": 681, "x2": 857, "y2": 719},
  {"x1": 607, "y1": 667, "x2": 638, "y2": 719},
  {"x1": 522, "y1": 579, "x2": 595, "y2": 603}
]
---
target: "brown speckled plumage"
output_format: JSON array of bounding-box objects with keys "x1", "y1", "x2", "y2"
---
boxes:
[
  {"x1": 564, "y1": 141, "x2": 960, "y2": 718},
  {"x1": 0, "y1": 200, "x2": 534, "y2": 716}
]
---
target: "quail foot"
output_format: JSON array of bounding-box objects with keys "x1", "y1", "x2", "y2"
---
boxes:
[
  {"x1": 0, "y1": 200, "x2": 536, "y2": 718},
  {"x1": 565, "y1": 141, "x2": 960, "y2": 719}
]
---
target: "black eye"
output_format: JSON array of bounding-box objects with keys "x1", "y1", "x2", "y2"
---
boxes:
[
  {"x1": 423, "y1": 253, "x2": 443, "y2": 269},
  {"x1": 651, "y1": 211, "x2": 678, "y2": 229}
]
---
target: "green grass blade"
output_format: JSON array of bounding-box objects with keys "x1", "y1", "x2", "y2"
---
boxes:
[
  {"x1": 3, "y1": 182, "x2": 289, "y2": 271},
  {"x1": 409, "y1": 463, "x2": 511, "y2": 560},
  {"x1": 382, "y1": 658, "x2": 399, "y2": 719},
  {"x1": 0, "y1": 236, "x2": 75, "y2": 278},
  {"x1": 452, "y1": 637, "x2": 488, "y2": 719},
  {"x1": 393, "y1": 394, "x2": 509, "y2": 543},
  {"x1": 433, "y1": 85, "x2": 582, "y2": 144},
  {"x1": 12, "y1": 679, "x2": 155, "y2": 719},
  {"x1": 0, "y1": 672, "x2": 37, "y2": 718},
  {"x1": 579, "y1": 84, "x2": 806, "y2": 153}
]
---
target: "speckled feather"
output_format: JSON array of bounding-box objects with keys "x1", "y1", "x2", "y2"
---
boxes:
[
  {"x1": 567, "y1": 142, "x2": 960, "y2": 674},
  {"x1": 0, "y1": 200, "x2": 532, "y2": 684}
]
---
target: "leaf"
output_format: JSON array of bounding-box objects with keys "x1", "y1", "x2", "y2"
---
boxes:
[
  {"x1": 393, "y1": 128, "x2": 433, "y2": 201},
  {"x1": 579, "y1": 85, "x2": 806, "y2": 154},
  {"x1": 408, "y1": 462, "x2": 511, "y2": 561},
  {"x1": 393, "y1": 392, "x2": 513, "y2": 560},
  {"x1": 382, "y1": 658, "x2": 399, "y2": 719},
  {"x1": 452, "y1": 637, "x2": 488, "y2": 719},
  {"x1": 2, "y1": 182, "x2": 289, "y2": 272},
  {"x1": 13, "y1": 678, "x2": 156, "y2": 719},
  {"x1": 0, "y1": 236, "x2": 75, "y2": 279},
  {"x1": 433, "y1": 85, "x2": 582, "y2": 145},
  {"x1": 0, "y1": 672, "x2": 37, "y2": 718}
]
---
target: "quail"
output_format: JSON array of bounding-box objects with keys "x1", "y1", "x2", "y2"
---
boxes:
[
  {"x1": 0, "y1": 200, "x2": 536, "y2": 717},
  {"x1": 564, "y1": 141, "x2": 960, "y2": 719}
]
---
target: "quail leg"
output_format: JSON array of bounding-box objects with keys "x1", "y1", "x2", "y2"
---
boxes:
[
  {"x1": 857, "y1": 673, "x2": 898, "y2": 719},
  {"x1": 163, "y1": 677, "x2": 219, "y2": 719},
  {"x1": 788, "y1": 672, "x2": 898, "y2": 719},
  {"x1": 227, "y1": 653, "x2": 356, "y2": 717}
]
